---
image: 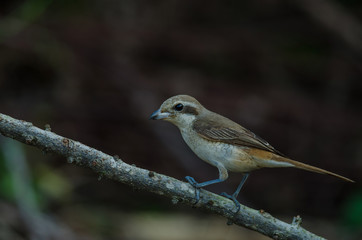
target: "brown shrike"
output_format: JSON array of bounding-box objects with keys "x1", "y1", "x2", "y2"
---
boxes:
[{"x1": 150, "y1": 95, "x2": 354, "y2": 211}]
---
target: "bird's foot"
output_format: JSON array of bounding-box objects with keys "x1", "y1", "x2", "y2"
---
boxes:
[
  {"x1": 185, "y1": 176, "x2": 201, "y2": 204},
  {"x1": 220, "y1": 192, "x2": 241, "y2": 213}
]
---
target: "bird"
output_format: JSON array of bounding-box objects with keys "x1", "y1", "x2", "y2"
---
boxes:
[{"x1": 149, "y1": 94, "x2": 354, "y2": 211}]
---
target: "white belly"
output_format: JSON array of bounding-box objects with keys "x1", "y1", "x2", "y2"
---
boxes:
[{"x1": 180, "y1": 129, "x2": 259, "y2": 173}]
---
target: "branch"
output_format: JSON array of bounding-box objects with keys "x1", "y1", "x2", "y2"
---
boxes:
[{"x1": 0, "y1": 113, "x2": 325, "y2": 240}]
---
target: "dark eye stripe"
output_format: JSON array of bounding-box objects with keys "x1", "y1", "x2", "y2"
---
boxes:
[{"x1": 183, "y1": 106, "x2": 199, "y2": 115}]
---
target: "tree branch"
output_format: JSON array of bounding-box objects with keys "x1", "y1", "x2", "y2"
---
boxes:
[{"x1": 0, "y1": 113, "x2": 325, "y2": 240}]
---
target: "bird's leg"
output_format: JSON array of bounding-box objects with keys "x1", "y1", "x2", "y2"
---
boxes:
[
  {"x1": 185, "y1": 165, "x2": 228, "y2": 203},
  {"x1": 221, "y1": 173, "x2": 249, "y2": 212}
]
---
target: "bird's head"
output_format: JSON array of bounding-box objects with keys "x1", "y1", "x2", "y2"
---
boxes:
[{"x1": 149, "y1": 95, "x2": 204, "y2": 129}]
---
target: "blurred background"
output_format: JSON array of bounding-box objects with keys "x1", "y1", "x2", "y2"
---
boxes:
[{"x1": 0, "y1": 0, "x2": 361, "y2": 239}]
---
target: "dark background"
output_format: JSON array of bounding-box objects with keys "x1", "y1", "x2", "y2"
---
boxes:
[{"x1": 0, "y1": 0, "x2": 361, "y2": 239}]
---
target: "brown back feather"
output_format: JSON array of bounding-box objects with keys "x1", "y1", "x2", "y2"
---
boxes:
[{"x1": 193, "y1": 115, "x2": 284, "y2": 156}]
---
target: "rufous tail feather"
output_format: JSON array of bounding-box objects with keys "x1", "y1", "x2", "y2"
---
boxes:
[
  {"x1": 280, "y1": 157, "x2": 354, "y2": 183},
  {"x1": 244, "y1": 148, "x2": 354, "y2": 182}
]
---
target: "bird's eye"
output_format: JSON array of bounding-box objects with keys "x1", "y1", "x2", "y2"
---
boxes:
[{"x1": 174, "y1": 103, "x2": 184, "y2": 111}]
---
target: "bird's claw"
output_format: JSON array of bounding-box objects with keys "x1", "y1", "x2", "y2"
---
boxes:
[
  {"x1": 221, "y1": 192, "x2": 241, "y2": 213},
  {"x1": 185, "y1": 176, "x2": 198, "y2": 186},
  {"x1": 185, "y1": 176, "x2": 201, "y2": 204}
]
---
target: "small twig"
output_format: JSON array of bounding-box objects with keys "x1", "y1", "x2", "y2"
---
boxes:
[
  {"x1": 0, "y1": 113, "x2": 325, "y2": 240},
  {"x1": 292, "y1": 215, "x2": 303, "y2": 227}
]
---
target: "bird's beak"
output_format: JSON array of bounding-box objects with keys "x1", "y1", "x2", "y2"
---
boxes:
[{"x1": 149, "y1": 109, "x2": 170, "y2": 120}]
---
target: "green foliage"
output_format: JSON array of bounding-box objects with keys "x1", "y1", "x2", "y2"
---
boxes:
[
  {"x1": 34, "y1": 164, "x2": 72, "y2": 204},
  {"x1": 0, "y1": 150, "x2": 15, "y2": 200},
  {"x1": 0, "y1": 0, "x2": 53, "y2": 40},
  {"x1": 14, "y1": 0, "x2": 54, "y2": 22},
  {"x1": 342, "y1": 190, "x2": 362, "y2": 229}
]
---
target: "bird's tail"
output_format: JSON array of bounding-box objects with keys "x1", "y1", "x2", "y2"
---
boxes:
[
  {"x1": 245, "y1": 148, "x2": 354, "y2": 182},
  {"x1": 279, "y1": 157, "x2": 354, "y2": 183}
]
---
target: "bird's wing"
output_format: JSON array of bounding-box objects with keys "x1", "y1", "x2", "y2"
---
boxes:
[{"x1": 193, "y1": 118, "x2": 285, "y2": 156}]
